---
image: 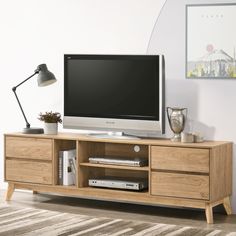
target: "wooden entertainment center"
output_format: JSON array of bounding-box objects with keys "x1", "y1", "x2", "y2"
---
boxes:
[{"x1": 4, "y1": 132, "x2": 232, "y2": 224}]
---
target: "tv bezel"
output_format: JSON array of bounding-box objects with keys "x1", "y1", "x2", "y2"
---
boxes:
[{"x1": 63, "y1": 54, "x2": 165, "y2": 137}]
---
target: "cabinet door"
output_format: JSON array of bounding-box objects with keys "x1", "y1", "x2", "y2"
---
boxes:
[
  {"x1": 5, "y1": 136, "x2": 52, "y2": 161},
  {"x1": 151, "y1": 146, "x2": 209, "y2": 173},
  {"x1": 6, "y1": 159, "x2": 52, "y2": 184},
  {"x1": 151, "y1": 172, "x2": 209, "y2": 200}
]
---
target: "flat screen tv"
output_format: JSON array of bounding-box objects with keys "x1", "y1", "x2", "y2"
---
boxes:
[{"x1": 64, "y1": 54, "x2": 165, "y2": 137}]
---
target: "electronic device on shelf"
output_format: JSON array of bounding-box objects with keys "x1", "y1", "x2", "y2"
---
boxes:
[
  {"x1": 88, "y1": 177, "x2": 148, "y2": 191},
  {"x1": 89, "y1": 156, "x2": 148, "y2": 167},
  {"x1": 63, "y1": 54, "x2": 165, "y2": 138}
]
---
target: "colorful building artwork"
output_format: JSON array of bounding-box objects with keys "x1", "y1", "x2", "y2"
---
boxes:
[{"x1": 186, "y1": 4, "x2": 236, "y2": 78}]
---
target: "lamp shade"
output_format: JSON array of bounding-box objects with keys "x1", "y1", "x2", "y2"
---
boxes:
[{"x1": 37, "y1": 64, "x2": 57, "y2": 87}]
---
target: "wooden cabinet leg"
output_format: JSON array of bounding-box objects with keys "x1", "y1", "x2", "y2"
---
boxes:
[
  {"x1": 5, "y1": 183, "x2": 15, "y2": 201},
  {"x1": 205, "y1": 204, "x2": 213, "y2": 224},
  {"x1": 223, "y1": 196, "x2": 232, "y2": 215}
]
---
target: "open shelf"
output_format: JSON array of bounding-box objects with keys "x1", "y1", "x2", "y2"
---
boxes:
[
  {"x1": 54, "y1": 139, "x2": 77, "y2": 186},
  {"x1": 79, "y1": 162, "x2": 149, "y2": 171},
  {"x1": 81, "y1": 186, "x2": 149, "y2": 195},
  {"x1": 77, "y1": 141, "x2": 149, "y2": 189}
]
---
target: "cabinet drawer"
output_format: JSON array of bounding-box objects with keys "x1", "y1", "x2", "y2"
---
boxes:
[
  {"x1": 6, "y1": 159, "x2": 52, "y2": 184},
  {"x1": 151, "y1": 172, "x2": 209, "y2": 200},
  {"x1": 151, "y1": 146, "x2": 209, "y2": 173},
  {"x1": 5, "y1": 136, "x2": 52, "y2": 161}
]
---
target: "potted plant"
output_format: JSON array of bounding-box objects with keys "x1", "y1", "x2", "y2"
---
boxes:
[{"x1": 38, "y1": 111, "x2": 62, "y2": 135}]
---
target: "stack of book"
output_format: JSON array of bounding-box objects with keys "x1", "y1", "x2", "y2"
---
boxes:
[{"x1": 59, "y1": 149, "x2": 77, "y2": 185}]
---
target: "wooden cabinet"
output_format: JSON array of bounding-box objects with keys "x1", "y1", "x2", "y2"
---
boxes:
[
  {"x1": 5, "y1": 136, "x2": 52, "y2": 160},
  {"x1": 5, "y1": 136, "x2": 53, "y2": 185},
  {"x1": 151, "y1": 172, "x2": 209, "y2": 199},
  {"x1": 3, "y1": 133, "x2": 233, "y2": 224},
  {"x1": 6, "y1": 159, "x2": 52, "y2": 184},
  {"x1": 151, "y1": 146, "x2": 209, "y2": 173},
  {"x1": 150, "y1": 146, "x2": 210, "y2": 200}
]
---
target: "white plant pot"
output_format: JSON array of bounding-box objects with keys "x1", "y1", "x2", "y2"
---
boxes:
[{"x1": 44, "y1": 123, "x2": 58, "y2": 135}]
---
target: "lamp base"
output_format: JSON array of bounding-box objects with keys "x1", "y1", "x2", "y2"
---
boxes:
[{"x1": 23, "y1": 127, "x2": 44, "y2": 134}]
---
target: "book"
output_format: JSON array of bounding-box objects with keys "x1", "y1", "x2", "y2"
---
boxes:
[
  {"x1": 69, "y1": 158, "x2": 77, "y2": 184},
  {"x1": 58, "y1": 149, "x2": 76, "y2": 186},
  {"x1": 63, "y1": 149, "x2": 76, "y2": 186},
  {"x1": 58, "y1": 151, "x2": 64, "y2": 185}
]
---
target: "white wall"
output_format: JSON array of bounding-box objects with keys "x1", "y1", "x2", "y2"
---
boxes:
[
  {"x1": 148, "y1": 0, "x2": 236, "y2": 213},
  {"x1": 0, "y1": 0, "x2": 235, "y2": 214}
]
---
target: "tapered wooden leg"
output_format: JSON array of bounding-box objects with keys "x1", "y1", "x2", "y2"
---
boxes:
[
  {"x1": 223, "y1": 196, "x2": 232, "y2": 215},
  {"x1": 205, "y1": 204, "x2": 213, "y2": 224},
  {"x1": 33, "y1": 191, "x2": 38, "y2": 194},
  {"x1": 5, "y1": 183, "x2": 15, "y2": 201}
]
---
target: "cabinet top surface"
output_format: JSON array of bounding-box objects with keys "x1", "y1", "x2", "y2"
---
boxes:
[{"x1": 4, "y1": 132, "x2": 232, "y2": 148}]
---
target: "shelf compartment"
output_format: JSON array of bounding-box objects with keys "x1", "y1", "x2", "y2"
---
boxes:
[
  {"x1": 77, "y1": 141, "x2": 149, "y2": 163},
  {"x1": 82, "y1": 186, "x2": 149, "y2": 193},
  {"x1": 82, "y1": 186, "x2": 149, "y2": 194},
  {"x1": 79, "y1": 164, "x2": 148, "y2": 189},
  {"x1": 53, "y1": 139, "x2": 77, "y2": 186},
  {"x1": 80, "y1": 162, "x2": 149, "y2": 171}
]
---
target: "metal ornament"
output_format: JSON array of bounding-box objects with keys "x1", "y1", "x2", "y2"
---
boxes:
[{"x1": 167, "y1": 107, "x2": 188, "y2": 142}]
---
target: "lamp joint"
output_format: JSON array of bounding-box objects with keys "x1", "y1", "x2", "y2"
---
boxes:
[{"x1": 34, "y1": 66, "x2": 41, "y2": 74}]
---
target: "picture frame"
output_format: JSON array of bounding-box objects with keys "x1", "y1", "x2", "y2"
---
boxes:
[{"x1": 186, "y1": 3, "x2": 236, "y2": 79}]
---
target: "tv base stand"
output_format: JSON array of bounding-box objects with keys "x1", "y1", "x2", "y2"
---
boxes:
[
  {"x1": 4, "y1": 132, "x2": 232, "y2": 224},
  {"x1": 87, "y1": 131, "x2": 141, "y2": 140}
]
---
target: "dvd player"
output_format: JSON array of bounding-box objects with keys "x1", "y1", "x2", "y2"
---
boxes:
[
  {"x1": 89, "y1": 156, "x2": 148, "y2": 167},
  {"x1": 88, "y1": 177, "x2": 148, "y2": 191}
]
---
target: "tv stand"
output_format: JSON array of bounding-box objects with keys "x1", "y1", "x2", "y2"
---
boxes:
[
  {"x1": 4, "y1": 132, "x2": 232, "y2": 224},
  {"x1": 88, "y1": 131, "x2": 140, "y2": 140}
]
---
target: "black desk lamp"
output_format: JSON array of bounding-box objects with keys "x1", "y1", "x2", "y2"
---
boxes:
[{"x1": 12, "y1": 64, "x2": 57, "y2": 134}]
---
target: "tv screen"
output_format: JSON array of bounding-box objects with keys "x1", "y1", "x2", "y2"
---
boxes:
[{"x1": 64, "y1": 54, "x2": 165, "y2": 136}]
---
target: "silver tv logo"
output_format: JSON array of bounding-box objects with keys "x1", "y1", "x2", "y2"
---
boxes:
[{"x1": 106, "y1": 121, "x2": 115, "y2": 125}]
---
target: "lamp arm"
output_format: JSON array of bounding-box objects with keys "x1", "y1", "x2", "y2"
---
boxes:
[
  {"x1": 13, "y1": 71, "x2": 39, "y2": 89},
  {"x1": 12, "y1": 71, "x2": 39, "y2": 129}
]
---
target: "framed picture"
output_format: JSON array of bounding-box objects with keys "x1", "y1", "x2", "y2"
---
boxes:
[{"x1": 186, "y1": 4, "x2": 236, "y2": 79}]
